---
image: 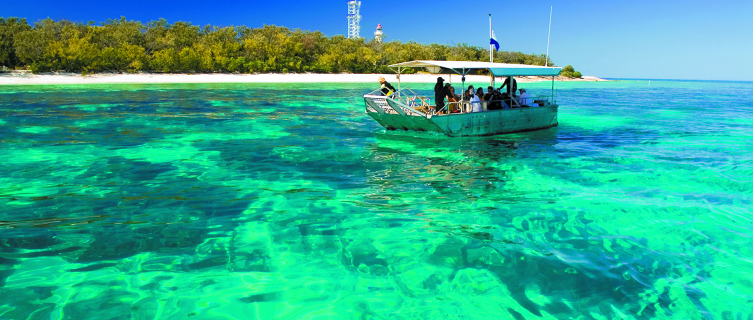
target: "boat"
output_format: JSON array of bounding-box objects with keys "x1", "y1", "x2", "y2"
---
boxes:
[{"x1": 363, "y1": 60, "x2": 562, "y2": 137}]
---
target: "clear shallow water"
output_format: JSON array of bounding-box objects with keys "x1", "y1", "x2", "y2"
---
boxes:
[{"x1": 0, "y1": 80, "x2": 752, "y2": 319}]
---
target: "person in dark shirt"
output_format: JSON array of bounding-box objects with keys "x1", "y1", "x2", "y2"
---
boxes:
[
  {"x1": 499, "y1": 76, "x2": 518, "y2": 96},
  {"x1": 433, "y1": 78, "x2": 454, "y2": 113},
  {"x1": 484, "y1": 86, "x2": 495, "y2": 101},
  {"x1": 493, "y1": 88, "x2": 505, "y2": 108},
  {"x1": 501, "y1": 92, "x2": 514, "y2": 108},
  {"x1": 378, "y1": 77, "x2": 396, "y2": 97},
  {"x1": 463, "y1": 88, "x2": 472, "y2": 101},
  {"x1": 434, "y1": 77, "x2": 446, "y2": 113}
]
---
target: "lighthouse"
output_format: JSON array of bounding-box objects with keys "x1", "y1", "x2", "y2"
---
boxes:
[{"x1": 374, "y1": 24, "x2": 384, "y2": 43}]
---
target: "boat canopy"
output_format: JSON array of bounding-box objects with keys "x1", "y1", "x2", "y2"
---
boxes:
[{"x1": 388, "y1": 60, "x2": 562, "y2": 77}]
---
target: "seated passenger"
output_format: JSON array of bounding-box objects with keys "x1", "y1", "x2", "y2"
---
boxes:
[
  {"x1": 483, "y1": 87, "x2": 497, "y2": 110},
  {"x1": 465, "y1": 85, "x2": 475, "y2": 101},
  {"x1": 484, "y1": 86, "x2": 495, "y2": 101},
  {"x1": 448, "y1": 85, "x2": 461, "y2": 113},
  {"x1": 440, "y1": 83, "x2": 456, "y2": 114},
  {"x1": 491, "y1": 89, "x2": 505, "y2": 109},
  {"x1": 451, "y1": 86, "x2": 461, "y2": 101},
  {"x1": 501, "y1": 92, "x2": 515, "y2": 108},
  {"x1": 470, "y1": 88, "x2": 482, "y2": 112},
  {"x1": 378, "y1": 77, "x2": 396, "y2": 97},
  {"x1": 497, "y1": 89, "x2": 507, "y2": 107},
  {"x1": 518, "y1": 88, "x2": 533, "y2": 107}
]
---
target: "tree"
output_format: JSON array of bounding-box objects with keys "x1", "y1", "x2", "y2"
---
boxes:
[
  {"x1": 1, "y1": 16, "x2": 577, "y2": 75},
  {"x1": 0, "y1": 17, "x2": 31, "y2": 68},
  {"x1": 559, "y1": 65, "x2": 582, "y2": 78},
  {"x1": 14, "y1": 19, "x2": 67, "y2": 68}
]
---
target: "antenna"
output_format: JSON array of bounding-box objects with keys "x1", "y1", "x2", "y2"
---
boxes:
[
  {"x1": 347, "y1": 1, "x2": 362, "y2": 39},
  {"x1": 545, "y1": 6, "x2": 552, "y2": 66}
]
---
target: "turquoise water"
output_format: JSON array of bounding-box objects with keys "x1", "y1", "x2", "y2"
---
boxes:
[{"x1": 1, "y1": 80, "x2": 752, "y2": 319}]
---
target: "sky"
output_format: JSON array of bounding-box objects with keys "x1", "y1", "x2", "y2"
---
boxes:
[{"x1": 4, "y1": 0, "x2": 752, "y2": 80}]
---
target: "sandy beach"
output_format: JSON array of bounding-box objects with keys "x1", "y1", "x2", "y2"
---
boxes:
[{"x1": 0, "y1": 71, "x2": 606, "y2": 85}]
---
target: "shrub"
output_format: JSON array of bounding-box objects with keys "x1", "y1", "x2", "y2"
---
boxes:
[{"x1": 560, "y1": 65, "x2": 582, "y2": 78}]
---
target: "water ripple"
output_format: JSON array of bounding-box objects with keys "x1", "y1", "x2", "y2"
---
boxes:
[{"x1": 0, "y1": 81, "x2": 752, "y2": 319}]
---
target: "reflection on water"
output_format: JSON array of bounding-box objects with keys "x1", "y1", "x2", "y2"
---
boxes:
[{"x1": 1, "y1": 81, "x2": 752, "y2": 319}]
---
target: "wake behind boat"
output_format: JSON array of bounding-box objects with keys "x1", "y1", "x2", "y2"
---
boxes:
[{"x1": 363, "y1": 60, "x2": 562, "y2": 137}]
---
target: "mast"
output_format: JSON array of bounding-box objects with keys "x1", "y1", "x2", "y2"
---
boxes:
[
  {"x1": 545, "y1": 6, "x2": 552, "y2": 66},
  {"x1": 489, "y1": 14, "x2": 493, "y2": 63},
  {"x1": 489, "y1": 14, "x2": 493, "y2": 86}
]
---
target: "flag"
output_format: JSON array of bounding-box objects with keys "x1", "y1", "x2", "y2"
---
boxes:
[{"x1": 490, "y1": 31, "x2": 499, "y2": 51}]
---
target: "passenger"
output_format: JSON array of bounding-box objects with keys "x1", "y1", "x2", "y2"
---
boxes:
[
  {"x1": 463, "y1": 88, "x2": 474, "y2": 102},
  {"x1": 476, "y1": 88, "x2": 485, "y2": 101},
  {"x1": 471, "y1": 88, "x2": 483, "y2": 112},
  {"x1": 465, "y1": 85, "x2": 475, "y2": 101},
  {"x1": 450, "y1": 86, "x2": 461, "y2": 101},
  {"x1": 518, "y1": 88, "x2": 533, "y2": 107},
  {"x1": 484, "y1": 86, "x2": 495, "y2": 101},
  {"x1": 435, "y1": 82, "x2": 455, "y2": 114},
  {"x1": 492, "y1": 88, "x2": 505, "y2": 108},
  {"x1": 483, "y1": 87, "x2": 499, "y2": 110},
  {"x1": 433, "y1": 77, "x2": 446, "y2": 113},
  {"x1": 378, "y1": 77, "x2": 396, "y2": 97},
  {"x1": 499, "y1": 76, "x2": 518, "y2": 96},
  {"x1": 501, "y1": 92, "x2": 514, "y2": 108},
  {"x1": 448, "y1": 85, "x2": 460, "y2": 113}
]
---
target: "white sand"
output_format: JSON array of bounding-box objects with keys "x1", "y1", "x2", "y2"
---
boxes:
[{"x1": 0, "y1": 71, "x2": 606, "y2": 85}]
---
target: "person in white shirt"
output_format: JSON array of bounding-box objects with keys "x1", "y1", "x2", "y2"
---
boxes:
[
  {"x1": 470, "y1": 88, "x2": 482, "y2": 112},
  {"x1": 518, "y1": 88, "x2": 534, "y2": 107}
]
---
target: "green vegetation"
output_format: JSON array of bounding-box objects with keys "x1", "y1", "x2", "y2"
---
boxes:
[
  {"x1": 1, "y1": 17, "x2": 560, "y2": 74},
  {"x1": 559, "y1": 65, "x2": 582, "y2": 78}
]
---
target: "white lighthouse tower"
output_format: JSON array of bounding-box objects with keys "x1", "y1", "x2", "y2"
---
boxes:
[{"x1": 374, "y1": 24, "x2": 384, "y2": 43}]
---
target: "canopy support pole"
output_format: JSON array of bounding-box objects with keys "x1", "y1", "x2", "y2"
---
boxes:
[
  {"x1": 397, "y1": 67, "x2": 401, "y2": 94},
  {"x1": 462, "y1": 68, "x2": 466, "y2": 109},
  {"x1": 508, "y1": 76, "x2": 514, "y2": 96},
  {"x1": 551, "y1": 76, "x2": 554, "y2": 102}
]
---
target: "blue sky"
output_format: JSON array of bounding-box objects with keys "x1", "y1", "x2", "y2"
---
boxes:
[{"x1": 4, "y1": 0, "x2": 752, "y2": 80}]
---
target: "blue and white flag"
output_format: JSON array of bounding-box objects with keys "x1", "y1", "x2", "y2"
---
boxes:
[{"x1": 490, "y1": 31, "x2": 500, "y2": 51}]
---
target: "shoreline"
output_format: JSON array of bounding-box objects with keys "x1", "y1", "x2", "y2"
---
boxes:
[{"x1": 0, "y1": 71, "x2": 607, "y2": 85}]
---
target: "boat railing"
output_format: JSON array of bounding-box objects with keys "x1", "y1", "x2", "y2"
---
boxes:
[
  {"x1": 432, "y1": 95, "x2": 555, "y2": 115},
  {"x1": 366, "y1": 87, "x2": 415, "y2": 100},
  {"x1": 366, "y1": 87, "x2": 555, "y2": 116},
  {"x1": 365, "y1": 88, "x2": 384, "y2": 96},
  {"x1": 363, "y1": 93, "x2": 398, "y2": 115},
  {"x1": 364, "y1": 88, "x2": 429, "y2": 117},
  {"x1": 394, "y1": 87, "x2": 433, "y2": 110}
]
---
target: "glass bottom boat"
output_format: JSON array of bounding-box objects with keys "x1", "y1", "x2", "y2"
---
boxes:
[{"x1": 363, "y1": 60, "x2": 562, "y2": 137}]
